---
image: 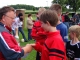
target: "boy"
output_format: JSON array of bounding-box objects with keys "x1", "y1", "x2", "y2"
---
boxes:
[
  {"x1": 31, "y1": 10, "x2": 66, "y2": 60},
  {"x1": 49, "y1": 4, "x2": 68, "y2": 43},
  {"x1": 66, "y1": 25, "x2": 80, "y2": 60}
]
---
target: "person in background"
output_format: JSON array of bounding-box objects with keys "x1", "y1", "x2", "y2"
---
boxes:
[
  {"x1": 11, "y1": 14, "x2": 20, "y2": 44},
  {"x1": 27, "y1": 14, "x2": 34, "y2": 41},
  {"x1": 0, "y1": 6, "x2": 32, "y2": 60},
  {"x1": 64, "y1": 12, "x2": 71, "y2": 29},
  {"x1": 66, "y1": 25, "x2": 80, "y2": 60},
  {"x1": 36, "y1": 12, "x2": 39, "y2": 20},
  {"x1": 72, "y1": 13, "x2": 80, "y2": 25},
  {"x1": 18, "y1": 13, "x2": 28, "y2": 42},
  {"x1": 31, "y1": 7, "x2": 47, "y2": 60},
  {"x1": 49, "y1": 4, "x2": 68, "y2": 43},
  {"x1": 61, "y1": 13, "x2": 65, "y2": 22},
  {"x1": 30, "y1": 10, "x2": 66, "y2": 60}
]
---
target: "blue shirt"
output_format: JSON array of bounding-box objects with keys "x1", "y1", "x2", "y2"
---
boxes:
[{"x1": 56, "y1": 22, "x2": 68, "y2": 42}]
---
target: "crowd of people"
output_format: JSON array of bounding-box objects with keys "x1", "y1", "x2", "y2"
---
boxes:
[{"x1": 0, "y1": 3, "x2": 80, "y2": 60}]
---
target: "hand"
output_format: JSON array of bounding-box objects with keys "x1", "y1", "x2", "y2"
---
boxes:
[
  {"x1": 25, "y1": 44, "x2": 33, "y2": 52},
  {"x1": 22, "y1": 44, "x2": 33, "y2": 54},
  {"x1": 29, "y1": 43, "x2": 36, "y2": 47}
]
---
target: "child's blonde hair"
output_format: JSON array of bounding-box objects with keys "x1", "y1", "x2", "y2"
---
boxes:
[
  {"x1": 38, "y1": 7, "x2": 46, "y2": 15},
  {"x1": 69, "y1": 25, "x2": 80, "y2": 39}
]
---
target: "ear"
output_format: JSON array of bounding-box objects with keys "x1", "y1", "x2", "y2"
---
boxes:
[
  {"x1": 46, "y1": 21, "x2": 50, "y2": 26},
  {"x1": 73, "y1": 33, "x2": 76, "y2": 37},
  {"x1": 2, "y1": 15, "x2": 5, "y2": 21}
]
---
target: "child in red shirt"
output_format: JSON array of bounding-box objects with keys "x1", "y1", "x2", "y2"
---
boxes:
[
  {"x1": 31, "y1": 10, "x2": 66, "y2": 60},
  {"x1": 31, "y1": 7, "x2": 47, "y2": 60}
]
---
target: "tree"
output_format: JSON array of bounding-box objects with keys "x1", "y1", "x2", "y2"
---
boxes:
[
  {"x1": 65, "y1": 0, "x2": 80, "y2": 12},
  {"x1": 33, "y1": 7, "x2": 35, "y2": 11},
  {"x1": 52, "y1": 0, "x2": 80, "y2": 12}
]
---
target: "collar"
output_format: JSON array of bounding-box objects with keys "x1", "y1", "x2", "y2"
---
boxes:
[
  {"x1": 47, "y1": 30, "x2": 60, "y2": 37},
  {"x1": 0, "y1": 22, "x2": 5, "y2": 27}
]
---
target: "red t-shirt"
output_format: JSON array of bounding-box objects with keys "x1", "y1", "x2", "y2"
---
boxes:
[{"x1": 34, "y1": 31, "x2": 66, "y2": 60}]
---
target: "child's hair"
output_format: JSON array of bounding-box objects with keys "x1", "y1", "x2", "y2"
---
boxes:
[
  {"x1": 18, "y1": 13, "x2": 23, "y2": 18},
  {"x1": 38, "y1": 7, "x2": 46, "y2": 15},
  {"x1": 49, "y1": 4, "x2": 62, "y2": 14},
  {"x1": 39, "y1": 10, "x2": 58, "y2": 27},
  {"x1": 69, "y1": 25, "x2": 80, "y2": 39}
]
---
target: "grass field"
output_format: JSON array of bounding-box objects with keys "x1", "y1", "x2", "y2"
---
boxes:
[{"x1": 19, "y1": 28, "x2": 36, "y2": 60}]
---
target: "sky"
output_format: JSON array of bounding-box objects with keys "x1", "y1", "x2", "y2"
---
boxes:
[{"x1": 0, "y1": 0, "x2": 53, "y2": 8}]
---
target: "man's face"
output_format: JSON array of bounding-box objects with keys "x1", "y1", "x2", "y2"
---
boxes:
[{"x1": 3, "y1": 11, "x2": 16, "y2": 27}]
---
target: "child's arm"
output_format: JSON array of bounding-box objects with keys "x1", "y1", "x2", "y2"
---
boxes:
[{"x1": 30, "y1": 42, "x2": 43, "y2": 52}]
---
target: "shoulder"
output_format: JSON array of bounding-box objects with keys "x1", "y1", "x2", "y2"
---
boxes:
[
  {"x1": 15, "y1": 17, "x2": 19, "y2": 20},
  {"x1": 33, "y1": 21, "x2": 41, "y2": 26},
  {"x1": 27, "y1": 18, "x2": 30, "y2": 20},
  {"x1": 66, "y1": 41, "x2": 70, "y2": 45},
  {"x1": 0, "y1": 26, "x2": 9, "y2": 33},
  {"x1": 57, "y1": 22, "x2": 67, "y2": 31},
  {"x1": 66, "y1": 41, "x2": 71, "y2": 47}
]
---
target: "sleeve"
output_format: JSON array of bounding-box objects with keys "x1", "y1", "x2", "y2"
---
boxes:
[
  {"x1": 0, "y1": 32, "x2": 24, "y2": 59},
  {"x1": 31, "y1": 22, "x2": 47, "y2": 40},
  {"x1": 33, "y1": 42, "x2": 43, "y2": 52},
  {"x1": 31, "y1": 24, "x2": 40, "y2": 40}
]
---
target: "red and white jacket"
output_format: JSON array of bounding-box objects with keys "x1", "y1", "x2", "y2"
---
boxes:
[{"x1": 0, "y1": 22, "x2": 24, "y2": 60}]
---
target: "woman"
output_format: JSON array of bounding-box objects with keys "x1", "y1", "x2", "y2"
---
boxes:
[
  {"x1": 27, "y1": 14, "x2": 34, "y2": 41},
  {"x1": 18, "y1": 13, "x2": 28, "y2": 42}
]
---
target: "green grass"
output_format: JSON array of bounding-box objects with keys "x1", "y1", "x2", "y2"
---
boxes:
[
  {"x1": 19, "y1": 27, "x2": 36, "y2": 60},
  {"x1": 25, "y1": 10, "x2": 38, "y2": 12}
]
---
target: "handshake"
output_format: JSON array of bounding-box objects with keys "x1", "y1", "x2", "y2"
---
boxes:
[{"x1": 22, "y1": 43, "x2": 36, "y2": 55}]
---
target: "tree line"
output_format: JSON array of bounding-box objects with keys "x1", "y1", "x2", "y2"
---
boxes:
[
  {"x1": 52, "y1": 0, "x2": 80, "y2": 12},
  {"x1": 9, "y1": 4, "x2": 48, "y2": 11},
  {"x1": 9, "y1": 0, "x2": 80, "y2": 12}
]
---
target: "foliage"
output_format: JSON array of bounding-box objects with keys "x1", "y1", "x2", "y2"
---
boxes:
[
  {"x1": 65, "y1": 0, "x2": 80, "y2": 12},
  {"x1": 33, "y1": 7, "x2": 36, "y2": 11},
  {"x1": 25, "y1": 11, "x2": 38, "y2": 14},
  {"x1": 9, "y1": 4, "x2": 49, "y2": 11},
  {"x1": 52, "y1": 0, "x2": 80, "y2": 12},
  {"x1": 9, "y1": 4, "x2": 39, "y2": 10}
]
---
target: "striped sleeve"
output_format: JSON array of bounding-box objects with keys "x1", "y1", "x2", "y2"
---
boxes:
[{"x1": 0, "y1": 32, "x2": 24, "y2": 59}]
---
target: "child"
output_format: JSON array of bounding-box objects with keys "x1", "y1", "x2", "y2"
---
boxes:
[
  {"x1": 66, "y1": 25, "x2": 80, "y2": 60},
  {"x1": 31, "y1": 10, "x2": 66, "y2": 60},
  {"x1": 49, "y1": 4, "x2": 68, "y2": 43},
  {"x1": 31, "y1": 7, "x2": 47, "y2": 60}
]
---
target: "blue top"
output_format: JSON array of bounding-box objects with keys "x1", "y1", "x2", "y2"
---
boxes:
[{"x1": 56, "y1": 22, "x2": 68, "y2": 42}]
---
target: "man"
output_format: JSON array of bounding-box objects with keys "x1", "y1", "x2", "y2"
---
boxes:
[
  {"x1": 0, "y1": 6, "x2": 32, "y2": 60},
  {"x1": 49, "y1": 4, "x2": 68, "y2": 43}
]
